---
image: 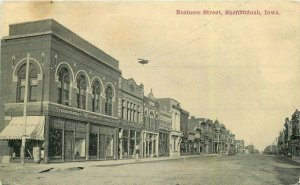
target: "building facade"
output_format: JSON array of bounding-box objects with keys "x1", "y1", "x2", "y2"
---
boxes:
[
  {"x1": 291, "y1": 110, "x2": 300, "y2": 156},
  {"x1": 235, "y1": 140, "x2": 245, "y2": 153},
  {"x1": 158, "y1": 98, "x2": 182, "y2": 157},
  {"x1": 142, "y1": 90, "x2": 159, "y2": 158},
  {"x1": 118, "y1": 78, "x2": 144, "y2": 159},
  {"x1": 158, "y1": 104, "x2": 172, "y2": 157},
  {"x1": 0, "y1": 19, "x2": 241, "y2": 163},
  {"x1": 180, "y1": 109, "x2": 190, "y2": 155},
  {"x1": 0, "y1": 19, "x2": 121, "y2": 163}
]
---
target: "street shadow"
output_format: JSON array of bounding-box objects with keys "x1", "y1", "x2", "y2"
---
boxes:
[
  {"x1": 273, "y1": 165, "x2": 300, "y2": 185},
  {"x1": 273, "y1": 156, "x2": 300, "y2": 166}
]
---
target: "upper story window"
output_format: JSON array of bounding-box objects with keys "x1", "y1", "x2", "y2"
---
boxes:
[
  {"x1": 149, "y1": 112, "x2": 155, "y2": 130},
  {"x1": 105, "y1": 86, "x2": 113, "y2": 116},
  {"x1": 17, "y1": 63, "x2": 38, "y2": 102},
  {"x1": 57, "y1": 67, "x2": 70, "y2": 106},
  {"x1": 137, "y1": 106, "x2": 140, "y2": 123},
  {"x1": 76, "y1": 75, "x2": 86, "y2": 109},
  {"x1": 92, "y1": 81, "x2": 101, "y2": 112}
]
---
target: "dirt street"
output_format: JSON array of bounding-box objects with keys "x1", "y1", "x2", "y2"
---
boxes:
[{"x1": 0, "y1": 154, "x2": 299, "y2": 185}]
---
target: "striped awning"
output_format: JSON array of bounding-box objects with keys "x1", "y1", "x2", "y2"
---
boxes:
[{"x1": 0, "y1": 116, "x2": 45, "y2": 140}]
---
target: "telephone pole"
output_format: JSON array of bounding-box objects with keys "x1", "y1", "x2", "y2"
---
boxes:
[{"x1": 20, "y1": 53, "x2": 30, "y2": 165}]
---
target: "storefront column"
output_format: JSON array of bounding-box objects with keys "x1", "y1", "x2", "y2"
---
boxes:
[
  {"x1": 114, "y1": 127, "x2": 118, "y2": 160},
  {"x1": 97, "y1": 127, "x2": 100, "y2": 160},
  {"x1": 147, "y1": 138, "x2": 150, "y2": 157},
  {"x1": 134, "y1": 131, "x2": 137, "y2": 155},
  {"x1": 44, "y1": 116, "x2": 50, "y2": 164},
  {"x1": 156, "y1": 135, "x2": 159, "y2": 157},
  {"x1": 149, "y1": 135, "x2": 154, "y2": 157},
  {"x1": 62, "y1": 121, "x2": 65, "y2": 161},
  {"x1": 86, "y1": 123, "x2": 90, "y2": 161},
  {"x1": 143, "y1": 132, "x2": 146, "y2": 158},
  {"x1": 119, "y1": 129, "x2": 123, "y2": 159}
]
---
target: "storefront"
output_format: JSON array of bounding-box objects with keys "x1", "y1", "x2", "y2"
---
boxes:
[
  {"x1": 118, "y1": 129, "x2": 141, "y2": 159},
  {"x1": 48, "y1": 117, "x2": 116, "y2": 162},
  {"x1": 142, "y1": 131, "x2": 158, "y2": 158},
  {"x1": 0, "y1": 116, "x2": 45, "y2": 162},
  {"x1": 158, "y1": 131, "x2": 169, "y2": 157}
]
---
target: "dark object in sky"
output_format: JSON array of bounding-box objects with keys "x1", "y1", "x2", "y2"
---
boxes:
[{"x1": 138, "y1": 58, "x2": 149, "y2": 65}]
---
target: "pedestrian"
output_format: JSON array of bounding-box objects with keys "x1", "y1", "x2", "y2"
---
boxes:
[{"x1": 135, "y1": 145, "x2": 140, "y2": 163}]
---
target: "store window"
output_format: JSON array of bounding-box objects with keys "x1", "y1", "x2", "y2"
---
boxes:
[
  {"x1": 75, "y1": 123, "x2": 86, "y2": 158},
  {"x1": 106, "y1": 136, "x2": 114, "y2": 157},
  {"x1": 89, "y1": 132, "x2": 98, "y2": 157},
  {"x1": 17, "y1": 63, "x2": 38, "y2": 102},
  {"x1": 129, "y1": 130, "x2": 135, "y2": 155},
  {"x1": 49, "y1": 127, "x2": 63, "y2": 159},
  {"x1": 123, "y1": 130, "x2": 129, "y2": 156}
]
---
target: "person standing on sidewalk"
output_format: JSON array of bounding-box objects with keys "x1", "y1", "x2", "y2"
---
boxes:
[{"x1": 135, "y1": 145, "x2": 140, "y2": 163}]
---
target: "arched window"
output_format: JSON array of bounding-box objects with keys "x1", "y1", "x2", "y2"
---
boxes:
[
  {"x1": 17, "y1": 63, "x2": 38, "y2": 102},
  {"x1": 92, "y1": 81, "x2": 101, "y2": 112},
  {"x1": 57, "y1": 67, "x2": 70, "y2": 105},
  {"x1": 77, "y1": 75, "x2": 86, "y2": 109},
  {"x1": 105, "y1": 86, "x2": 113, "y2": 116}
]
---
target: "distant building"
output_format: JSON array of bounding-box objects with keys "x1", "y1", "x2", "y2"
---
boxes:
[
  {"x1": 158, "y1": 103, "x2": 172, "y2": 157},
  {"x1": 118, "y1": 78, "x2": 144, "y2": 159},
  {"x1": 235, "y1": 140, "x2": 245, "y2": 153},
  {"x1": 143, "y1": 90, "x2": 160, "y2": 158},
  {"x1": 180, "y1": 108, "x2": 190, "y2": 155},
  {"x1": 291, "y1": 109, "x2": 300, "y2": 156},
  {"x1": 158, "y1": 98, "x2": 182, "y2": 157}
]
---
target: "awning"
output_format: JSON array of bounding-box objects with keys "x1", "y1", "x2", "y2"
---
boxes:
[{"x1": 0, "y1": 116, "x2": 45, "y2": 140}]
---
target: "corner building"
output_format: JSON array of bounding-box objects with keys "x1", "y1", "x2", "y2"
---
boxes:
[{"x1": 0, "y1": 19, "x2": 121, "y2": 163}]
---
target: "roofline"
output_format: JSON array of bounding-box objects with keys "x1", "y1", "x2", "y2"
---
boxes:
[{"x1": 2, "y1": 31, "x2": 122, "y2": 73}]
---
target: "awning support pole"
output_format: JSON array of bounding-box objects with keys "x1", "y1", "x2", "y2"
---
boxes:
[{"x1": 21, "y1": 53, "x2": 30, "y2": 166}]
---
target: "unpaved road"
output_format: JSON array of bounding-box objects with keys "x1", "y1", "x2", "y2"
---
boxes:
[{"x1": 0, "y1": 154, "x2": 299, "y2": 185}]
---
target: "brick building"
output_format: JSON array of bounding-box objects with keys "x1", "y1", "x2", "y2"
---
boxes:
[
  {"x1": 118, "y1": 78, "x2": 144, "y2": 159},
  {"x1": 142, "y1": 90, "x2": 160, "y2": 158},
  {"x1": 158, "y1": 98, "x2": 182, "y2": 157},
  {"x1": 0, "y1": 19, "x2": 121, "y2": 163},
  {"x1": 158, "y1": 103, "x2": 172, "y2": 157}
]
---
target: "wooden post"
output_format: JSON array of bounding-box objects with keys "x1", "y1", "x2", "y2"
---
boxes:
[
  {"x1": 86, "y1": 123, "x2": 90, "y2": 161},
  {"x1": 44, "y1": 116, "x2": 49, "y2": 163},
  {"x1": 21, "y1": 53, "x2": 30, "y2": 165}
]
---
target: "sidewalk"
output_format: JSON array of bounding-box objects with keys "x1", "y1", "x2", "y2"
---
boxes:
[
  {"x1": 276, "y1": 155, "x2": 300, "y2": 166},
  {"x1": 0, "y1": 154, "x2": 216, "y2": 173}
]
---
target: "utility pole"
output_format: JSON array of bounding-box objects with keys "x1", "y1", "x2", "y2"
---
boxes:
[{"x1": 21, "y1": 53, "x2": 30, "y2": 165}]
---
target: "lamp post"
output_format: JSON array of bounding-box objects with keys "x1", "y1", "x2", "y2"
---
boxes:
[{"x1": 20, "y1": 53, "x2": 30, "y2": 165}]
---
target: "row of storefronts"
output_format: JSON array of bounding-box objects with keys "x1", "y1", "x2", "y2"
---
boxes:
[
  {"x1": 277, "y1": 109, "x2": 300, "y2": 157},
  {"x1": 0, "y1": 19, "x2": 238, "y2": 163},
  {"x1": 182, "y1": 117, "x2": 236, "y2": 155}
]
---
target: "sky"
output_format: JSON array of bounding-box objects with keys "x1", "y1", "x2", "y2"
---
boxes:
[{"x1": 1, "y1": 1, "x2": 300, "y2": 151}]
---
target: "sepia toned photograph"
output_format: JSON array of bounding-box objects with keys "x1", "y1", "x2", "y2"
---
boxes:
[{"x1": 0, "y1": 1, "x2": 299, "y2": 184}]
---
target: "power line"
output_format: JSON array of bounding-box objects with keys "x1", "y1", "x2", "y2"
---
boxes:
[
  {"x1": 151, "y1": 14, "x2": 248, "y2": 61},
  {"x1": 142, "y1": 1, "x2": 250, "y2": 58}
]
